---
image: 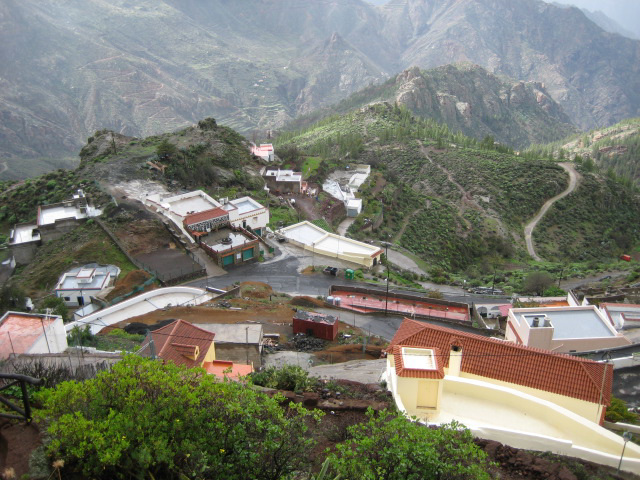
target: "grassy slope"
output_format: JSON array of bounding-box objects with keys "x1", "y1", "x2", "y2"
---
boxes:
[
  {"x1": 276, "y1": 104, "x2": 640, "y2": 270},
  {"x1": 2, "y1": 120, "x2": 266, "y2": 300}
]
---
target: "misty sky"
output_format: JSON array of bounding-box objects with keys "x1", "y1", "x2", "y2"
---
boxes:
[
  {"x1": 364, "y1": 0, "x2": 640, "y2": 38},
  {"x1": 551, "y1": 0, "x2": 640, "y2": 37}
]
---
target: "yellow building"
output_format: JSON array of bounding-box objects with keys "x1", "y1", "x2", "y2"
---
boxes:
[{"x1": 385, "y1": 318, "x2": 640, "y2": 473}]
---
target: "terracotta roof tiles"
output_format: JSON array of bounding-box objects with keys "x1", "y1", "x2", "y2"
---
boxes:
[
  {"x1": 183, "y1": 207, "x2": 228, "y2": 227},
  {"x1": 148, "y1": 319, "x2": 215, "y2": 369},
  {"x1": 388, "y1": 318, "x2": 612, "y2": 406}
]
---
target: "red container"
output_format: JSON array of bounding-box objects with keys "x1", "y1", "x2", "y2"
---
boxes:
[{"x1": 621, "y1": 254, "x2": 632, "y2": 262}]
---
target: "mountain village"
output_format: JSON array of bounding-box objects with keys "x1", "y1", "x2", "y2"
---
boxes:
[
  {"x1": 1, "y1": 0, "x2": 640, "y2": 477},
  {"x1": 1, "y1": 138, "x2": 639, "y2": 476}
]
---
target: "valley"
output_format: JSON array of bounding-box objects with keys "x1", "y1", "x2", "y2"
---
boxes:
[
  {"x1": 1, "y1": 3, "x2": 640, "y2": 478},
  {"x1": 2, "y1": 0, "x2": 640, "y2": 178}
]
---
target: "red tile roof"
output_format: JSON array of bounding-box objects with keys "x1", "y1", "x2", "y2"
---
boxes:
[
  {"x1": 389, "y1": 345, "x2": 444, "y2": 379},
  {"x1": 183, "y1": 207, "x2": 228, "y2": 227},
  {"x1": 150, "y1": 320, "x2": 215, "y2": 368},
  {"x1": 388, "y1": 318, "x2": 613, "y2": 406}
]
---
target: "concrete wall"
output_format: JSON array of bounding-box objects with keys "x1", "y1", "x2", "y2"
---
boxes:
[
  {"x1": 10, "y1": 242, "x2": 40, "y2": 265},
  {"x1": 215, "y1": 344, "x2": 261, "y2": 366},
  {"x1": 459, "y1": 371, "x2": 602, "y2": 423},
  {"x1": 39, "y1": 218, "x2": 86, "y2": 242},
  {"x1": 444, "y1": 376, "x2": 640, "y2": 473},
  {"x1": 28, "y1": 317, "x2": 68, "y2": 354},
  {"x1": 66, "y1": 287, "x2": 214, "y2": 335}
]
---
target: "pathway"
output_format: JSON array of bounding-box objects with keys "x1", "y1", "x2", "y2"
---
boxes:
[
  {"x1": 336, "y1": 216, "x2": 356, "y2": 236},
  {"x1": 524, "y1": 162, "x2": 580, "y2": 261}
]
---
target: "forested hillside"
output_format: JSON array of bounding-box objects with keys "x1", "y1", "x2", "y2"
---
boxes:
[{"x1": 276, "y1": 104, "x2": 640, "y2": 271}]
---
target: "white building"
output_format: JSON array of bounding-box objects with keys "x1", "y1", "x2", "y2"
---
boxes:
[
  {"x1": 55, "y1": 264, "x2": 120, "y2": 307},
  {"x1": 145, "y1": 190, "x2": 269, "y2": 240},
  {"x1": 0, "y1": 311, "x2": 67, "y2": 359},
  {"x1": 250, "y1": 143, "x2": 274, "y2": 162},
  {"x1": 278, "y1": 221, "x2": 383, "y2": 267},
  {"x1": 505, "y1": 305, "x2": 631, "y2": 353}
]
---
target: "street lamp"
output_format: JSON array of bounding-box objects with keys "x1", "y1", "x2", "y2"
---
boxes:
[
  {"x1": 382, "y1": 241, "x2": 391, "y2": 315},
  {"x1": 617, "y1": 431, "x2": 633, "y2": 474}
]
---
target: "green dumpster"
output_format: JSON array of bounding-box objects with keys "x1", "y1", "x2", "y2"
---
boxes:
[{"x1": 345, "y1": 269, "x2": 355, "y2": 280}]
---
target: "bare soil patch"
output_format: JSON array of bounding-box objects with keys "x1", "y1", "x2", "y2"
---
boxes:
[
  {"x1": 105, "y1": 269, "x2": 153, "y2": 301},
  {"x1": 313, "y1": 344, "x2": 382, "y2": 364},
  {"x1": 0, "y1": 419, "x2": 41, "y2": 479}
]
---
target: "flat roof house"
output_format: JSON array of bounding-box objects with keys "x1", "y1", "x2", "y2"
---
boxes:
[
  {"x1": 146, "y1": 190, "x2": 269, "y2": 240},
  {"x1": 384, "y1": 318, "x2": 640, "y2": 473},
  {"x1": 263, "y1": 169, "x2": 303, "y2": 194},
  {"x1": 278, "y1": 221, "x2": 383, "y2": 268},
  {"x1": 505, "y1": 305, "x2": 631, "y2": 353},
  {"x1": 54, "y1": 264, "x2": 120, "y2": 307},
  {"x1": 196, "y1": 323, "x2": 263, "y2": 366},
  {"x1": 0, "y1": 311, "x2": 67, "y2": 359}
]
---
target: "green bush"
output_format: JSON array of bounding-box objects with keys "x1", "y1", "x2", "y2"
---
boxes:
[
  {"x1": 250, "y1": 364, "x2": 316, "y2": 393},
  {"x1": 327, "y1": 409, "x2": 492, "y2": 480},
  {"x1": 38, "y1": 355, "x2": 320, "y2": 480}
]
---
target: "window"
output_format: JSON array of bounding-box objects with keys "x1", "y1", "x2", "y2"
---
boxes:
[{"x1": 64, "y1": 297, "x2": 71, "y2": 301}]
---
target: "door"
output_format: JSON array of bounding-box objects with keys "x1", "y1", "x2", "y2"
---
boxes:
[
  {"x1": 77, "y1": 296, "x2": 85, "y2": 306},
  {"x1": 222, "y1": 254, "x2": 234, "y2": 267},
  {"x1": 417, "y1": 381, "x2": 438, "y2": 409},
  {"x1": 242, "y1": 247, "x2": 254, "y2": 261}
]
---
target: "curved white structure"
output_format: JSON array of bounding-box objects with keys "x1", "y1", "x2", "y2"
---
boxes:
[{"x1": 65, "y1": 287, "x2": 214, "y2": 335}]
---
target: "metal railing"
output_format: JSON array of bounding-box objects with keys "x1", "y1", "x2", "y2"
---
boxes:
[{"x1": 0, "y1": 373, "x2": 43, "y2": 423}]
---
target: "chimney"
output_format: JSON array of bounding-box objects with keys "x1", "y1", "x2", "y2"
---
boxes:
[{"x1": 449, "y1": 345, "x2": 462, "y2": 377}]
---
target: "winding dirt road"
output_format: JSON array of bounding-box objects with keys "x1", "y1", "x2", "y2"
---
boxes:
[{"x1": 524, "y1": 162, "x2": 580, "y2": 261}]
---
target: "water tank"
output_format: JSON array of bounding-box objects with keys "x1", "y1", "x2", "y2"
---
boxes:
[{"x1": 326, "y1": 296, "x2": 334, "y2": 305}]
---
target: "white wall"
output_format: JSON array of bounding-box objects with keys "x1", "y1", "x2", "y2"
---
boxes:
[
  {"x1": 56, "y1": 289, "x2": 96, "y2": 307},
  {"x1": 65, "y1": 287, "x2": 213, "y2": 335},
  {"x1": 29, "y1": 316, "x2": 68, "y2": 354}
]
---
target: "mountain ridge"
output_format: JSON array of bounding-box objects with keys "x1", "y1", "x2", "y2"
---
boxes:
[{"x1": 1, "y1": 0, "x2": 639, "y2": 177}]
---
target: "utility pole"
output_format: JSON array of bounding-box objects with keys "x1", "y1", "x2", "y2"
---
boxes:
[
  {"x1": 246, "y1": 326, "x2": 249, "y2": 365},
  {"x1": 382, "y1": 241, "x2": 390, "y2": 316}
]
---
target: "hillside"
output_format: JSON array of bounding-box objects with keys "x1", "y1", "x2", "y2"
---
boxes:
[
  {"x1": 286, "y1": 64, "x2": 578, "y2": 149},
  {"x1": 2, "y1": 0, "x2": 639, "y2": 177},
  {"x1": 0, "y1": 118, "x2": 266, "y2": 299},
  {"x1": 527, "y1": 118, "x2": 640, "y2": 187},
  {"x1": 276, "y1": 104, "x2": 640, "y2": 270}
]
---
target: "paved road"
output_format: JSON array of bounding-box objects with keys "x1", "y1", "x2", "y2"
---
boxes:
[
  {"x1": 524, "y1": 162, "x2": 580, "y2": 261},
  {"x1": 187, "y1": 254, "x2": 494, "y2": 304}
]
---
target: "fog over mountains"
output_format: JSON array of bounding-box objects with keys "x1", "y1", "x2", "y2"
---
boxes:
[{"x1": 1, "y1": 0, "x2": 639, "y2": 176}]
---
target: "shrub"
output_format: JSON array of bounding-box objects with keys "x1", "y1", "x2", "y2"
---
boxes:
[
  {"x1": 327, "y1": 409, "x2": 492, "y2": 480},
  {"x1": 38, "y1": 355, "x2": 320, "y2": 480},
  {"x1": 250, "y1": 364, "x2": 316, "y2": 394}
]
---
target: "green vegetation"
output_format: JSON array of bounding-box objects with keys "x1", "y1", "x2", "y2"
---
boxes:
[
  {"x1": 38, "y1": 356, "x2": 320, "y2": 480},
  {"x1": 67, "y1": 326, "x2": 144, "y2": 352},
  {"x1": 250, "y1": 364, "x2": 316, "y2": 394},
  {"x1": 276, "y1": 103, "x2": 640, "y2": 272},
  {"x1": 326, "y1": 409, "x2": 492, "y2": 480},
  {"x1": 605, "y1": 396, "x2": 639, "y2": 425},
  {"x1": 302, "y1": 156, "x2": 321, "y2": 179},
  {"x1": 12, "y1": 222, "x2": 136, "y2": 298},
  {"x1": 311, "y1": 218, "x2": 333, "y2": 232},
  {"x1": 526, "y1": 118, "x2": 640, "y2": 187}
]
